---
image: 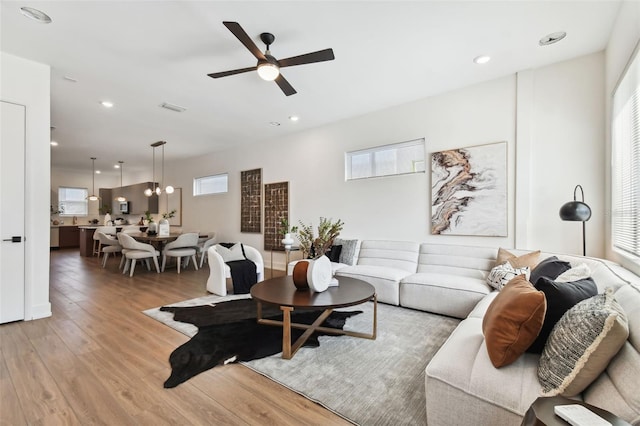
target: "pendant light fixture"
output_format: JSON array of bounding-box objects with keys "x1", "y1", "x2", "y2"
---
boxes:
[
  {"x1": 87, "y1": 157, "x2": 99, "y2": 201},
  {"x1": 116, "y1": 161, "x2": 126, "y2": 202},
  {"x1": 144, "y1": 141, "x2": 174, "y2": 197}
]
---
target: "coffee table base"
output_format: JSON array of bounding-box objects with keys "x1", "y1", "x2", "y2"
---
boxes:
[{"x1": 256, "y1": 294, "x2": 377, "y2": 359}]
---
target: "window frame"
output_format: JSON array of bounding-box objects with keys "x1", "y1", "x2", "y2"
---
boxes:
[
  {"x1": 611, "y1": 41, "x2": 640, "y2": 274},
  {"x1": 57, "y1": 186, "x2": 89, "y2": 216},
  {"x1": 345, "y1": 138, "x2": 426, "y2": 181},
  {"x1": 193, "y1": 173, "x2": 229, "y2": 196}
]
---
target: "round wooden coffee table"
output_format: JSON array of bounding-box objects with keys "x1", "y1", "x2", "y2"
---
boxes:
[{"x1": 250, "y1": 275, "x2": 377, "y2": 359}]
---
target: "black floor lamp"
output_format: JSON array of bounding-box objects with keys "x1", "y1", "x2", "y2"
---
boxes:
[{"x1": 559, "y1": 184, "x2": 592, "y2": 256}]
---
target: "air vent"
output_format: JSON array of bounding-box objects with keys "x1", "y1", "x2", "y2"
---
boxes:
[
  {"x1": 539, "y1": 31, "x2": 567, "y2": 46},
  {"x1": 160, "y1": 102, "x2": 187, "y2": 113}
]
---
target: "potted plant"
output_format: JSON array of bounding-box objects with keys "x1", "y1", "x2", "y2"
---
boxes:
[{"x1": 279, "y1": 218, "x2": 298, "y2": 250}]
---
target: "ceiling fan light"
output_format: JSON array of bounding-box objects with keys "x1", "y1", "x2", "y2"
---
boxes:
[
  {"x1": 165, "y1": 185, "x2": 174, "y2": 194},
  {"x1": 257, "y1": 63, "x2": 279, "y2": 81}
]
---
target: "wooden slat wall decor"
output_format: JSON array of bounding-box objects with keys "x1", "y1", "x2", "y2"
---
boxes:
[
  {"x1": 264, "y1": 181, "x2": 289, "y2": 251},
  {"x1": 241, "y1": 169, "x2": 262, "y2": 233}
]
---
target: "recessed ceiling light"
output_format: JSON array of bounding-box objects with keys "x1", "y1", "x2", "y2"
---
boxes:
[
  {"x1": 114, "y1": 164, "x2": 120, "y2": 169},
  {"x1": 50, "y1": 141, "x2": 58, "y2": 146},
  {"x1": 473, "y1": 55, "x2": 491, "y2": 65},
  {"x1": 20, "y1": 7, "x2": 52, "y2": 23},
  {"x1": 100, "y1": 101, "x2": 114, "y2": 108},
  {"x1": 289, "y1": 115, "x2": 299, "y2": 122},
  {"x1": 539, "y1": 31, "x2": 567, "y2": 46},
  {"x1": 63, "y1": 76, "x2": 78, "y2": 83},
  {"x1": 269, "y1": 122, "x2": 281, "y2": 127},
  {"x1": 95, "y1": 170, "x2": 101, "y2": 174}
]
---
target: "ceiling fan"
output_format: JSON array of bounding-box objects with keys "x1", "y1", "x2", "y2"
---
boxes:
[{"x1": 208, "y1": 21, "x2": 335, "y2": 96}]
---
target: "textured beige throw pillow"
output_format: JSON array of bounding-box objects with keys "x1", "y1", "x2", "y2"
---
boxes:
[
  {"x1": 538, "y1": 288, "x2": 629, "y2": 397},
  {"x1": 495, "y1": 248, "x2": 541, "y2": 269}
]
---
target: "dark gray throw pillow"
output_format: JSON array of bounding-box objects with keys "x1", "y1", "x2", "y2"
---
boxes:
[
  {"x1": 526, "y1": 276, "x2": 597, "y2": 353},
  {"x1": 326, "y1": 245, "x2": 342, "y2": 263},
  {"x1": 529, "y1": 256, "x2": 572, "y2": 286}
]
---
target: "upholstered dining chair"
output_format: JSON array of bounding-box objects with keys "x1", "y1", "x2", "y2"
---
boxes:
[
  {"x1": 96, "y1": 231, "x2": 122, "y2": 268},
  {"x1": 117, "y1": 233, "x2": 160, "y2": 277},
  {"x1": 93, "y1": 226, "x2": 116, "y2": 256},
  {"x1": 197, "y1": 233, "x2": 218, "y2": 268},
  {"x1": 161, "y1": 232, "x2": 199, "y2": 273}
]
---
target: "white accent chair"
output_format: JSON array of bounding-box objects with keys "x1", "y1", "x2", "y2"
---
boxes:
[
  {"x1": 96, "y1": 231, "x2": 122, "y2": 268},
  {"x1": 161, "y1": 232, "x2": 199, "y2": 273},
  {"x1": 206, "y1": 244, "x2": 264, "y2": 296},
  {"x1": 117, "y1": 233, "x2": 160, "y2": 277}
]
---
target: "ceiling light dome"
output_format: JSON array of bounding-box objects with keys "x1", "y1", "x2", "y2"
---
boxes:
[{"x1": 257, "y1": 62, "x2": 279, "y2": 81}]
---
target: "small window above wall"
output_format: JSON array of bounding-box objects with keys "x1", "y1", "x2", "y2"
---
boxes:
[
  {"x1": 193, "y1": 173, "x2": 228, "y2": 196},
  {"x1": 345, "y1": 138, "x2": 425, "y2": 181}
]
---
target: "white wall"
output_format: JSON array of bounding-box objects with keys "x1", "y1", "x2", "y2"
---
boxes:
[
  {"x1": 520, "y1": 52, "x2": 605, "y2": 258},
  {"x1": 1, "y1": 52, "x2": 51, "y2": 319},
  {"x1": 167, "y1": 53, "x2": 606, "y2": 270},
  {"x1": 604, "y1": 1, "x2": 640, "y2": 274}
]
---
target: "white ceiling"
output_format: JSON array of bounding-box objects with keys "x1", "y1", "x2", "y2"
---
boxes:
[{"x1": 1, "y1": 1, "x2": 621, "y2": 177}]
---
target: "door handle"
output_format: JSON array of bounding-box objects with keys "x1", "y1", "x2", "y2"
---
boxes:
[{"x1": 2, "y1": 236, "x2": 22, "y2": 243}]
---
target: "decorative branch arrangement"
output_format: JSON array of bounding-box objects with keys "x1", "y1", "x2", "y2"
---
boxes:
[{"x1": 296, "y1": 217, "x2": 344, "y2": 259}]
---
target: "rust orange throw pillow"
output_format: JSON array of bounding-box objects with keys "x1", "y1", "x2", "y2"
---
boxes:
[{"x1": 482, "y1": 275, "x2": 546, "y2": 368}]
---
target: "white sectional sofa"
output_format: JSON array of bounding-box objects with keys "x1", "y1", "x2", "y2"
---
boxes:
[{"x1": 330, "y1": 240, "x2": 640, "y2": 425}]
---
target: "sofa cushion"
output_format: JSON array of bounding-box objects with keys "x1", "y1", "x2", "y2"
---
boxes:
[
  {"x1": 486, "y1": 262, "x2": 530, "y2": 291},
  {"x1": 482, "y1": 276, "x2": 546, "y2": 368},
  {"x1": 400, "y1": 272, "x2": 491, "y2": 319},
  {"x1": 530, "y1": 256, "x2": 572, "y2": 285},
  {"x1": 583, "y1": 283, "x2": 640, "y2": 424},
  {"x1": 425, "y1": 316, "x2": 543, "y2": 421},
  {"x1": 495, "y1": 248, "x2": 541, "y2": 269},
  {"x1": 526, "y1": 276, "x2": 597, "y2": 354},
  {"x1": 336, "y1": 264, "x2": 412, "y2": 305},
  {"x1": 356, "y1": 240, "x2": 420, "y2": 273},
  {"x1": 539, "y1": 289, "x2": 629, "y2": 397}
]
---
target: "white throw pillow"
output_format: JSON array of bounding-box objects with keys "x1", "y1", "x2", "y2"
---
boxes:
[
  {"x1": 555, "y1": 263, "x2": 591, "y2": 283},
  {"x1": 215, "y1": 244, "x2": 246, "y2": 263},
  {"x1": 487, "y1": 262, "x2": 531, "y2": 291}
]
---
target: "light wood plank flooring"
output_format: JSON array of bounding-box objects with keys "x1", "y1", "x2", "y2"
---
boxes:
[{"x1": 0, "y1": 249, "x2": 350, "y2": 425}]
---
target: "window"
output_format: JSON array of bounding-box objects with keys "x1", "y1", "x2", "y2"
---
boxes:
[
  {"x1": 612, "y1": 44, "x2": 640, "y2": 266},
  {"x1": 345, "y1": 138, "x2": 425, "y2": 180},
  {"x1": 193, "y1": 173, "x2": 228, "y2": 196},
  {"x1": 58, "y1": 186, "x2": 88, "y2": 216}
]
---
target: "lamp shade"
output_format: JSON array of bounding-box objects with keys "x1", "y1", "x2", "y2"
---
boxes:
[{"x1": 559, "y1": 201, "x2": 592, "y2": 221}]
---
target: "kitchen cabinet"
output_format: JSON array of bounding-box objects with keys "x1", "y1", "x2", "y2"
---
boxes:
[
  {"x1": 50, "y1": 227, "x2": 59, "y2": 249},
  {"x1": 79, "y1": 227, "x2": 95, "y2": 257},
  {"x1": 58, "y1": 226, "x2": 80, "y2": 248},
  {"x1": 100, "y1": 182, "x2": 158, "y2": 215}
]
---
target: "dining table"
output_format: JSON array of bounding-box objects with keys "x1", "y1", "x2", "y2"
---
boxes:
[{"x1": 129, "y1": 232, "x2": 182, "y2": 252}]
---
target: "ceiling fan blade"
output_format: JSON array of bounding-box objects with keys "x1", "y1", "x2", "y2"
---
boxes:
[
  {"x1": 223, "y1": 21, "x2": 266, "y2": 61},
  {"x1": 208, "y1": 66, "x2": 257, "y2": 79},
  {"x1": 278, "y1": 48, "x2": 335, "y2": 68},
  {"x1": 275, "y1": 74, "x2": 297, "y2": 96}
]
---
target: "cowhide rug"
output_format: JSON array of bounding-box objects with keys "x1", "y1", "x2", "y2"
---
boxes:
[{"x1": 160, "y1": 298, "x2": 362, "y2": 388}]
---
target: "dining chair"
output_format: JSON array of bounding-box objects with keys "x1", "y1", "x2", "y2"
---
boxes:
[
  {"x1": 96, "y1": 231, "x2": 122, "y2": 268},
  {"x1": 117, "y1": 233, "x2": 160, "y2": 277},
  {"x1": 93, "y1": 226, "x2": 116, "y2": 256},
  {"x1": 198, "y1": 234, "x2": 218, "y2": 268},
  {"x1": 161, "y1": 232, "x2": 199, "y2": 273}
]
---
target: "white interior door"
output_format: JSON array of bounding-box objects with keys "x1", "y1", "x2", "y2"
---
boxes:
[{"x1": 0, "y1": 101, "x2": 26, "y2": 323}]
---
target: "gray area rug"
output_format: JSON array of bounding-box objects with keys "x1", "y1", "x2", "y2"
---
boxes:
[{"x1": 144, "y1": 294, "x2": 460, "y2": 425}]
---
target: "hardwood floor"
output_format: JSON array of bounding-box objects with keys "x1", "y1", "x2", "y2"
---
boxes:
[{"x1": 0, "y1": 249, "x2": 350, "y2": 425}]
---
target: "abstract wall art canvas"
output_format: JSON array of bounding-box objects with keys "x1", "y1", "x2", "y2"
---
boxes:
[{"x1": 431, "y1": 141, "x2": 507, "y2": 236}]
